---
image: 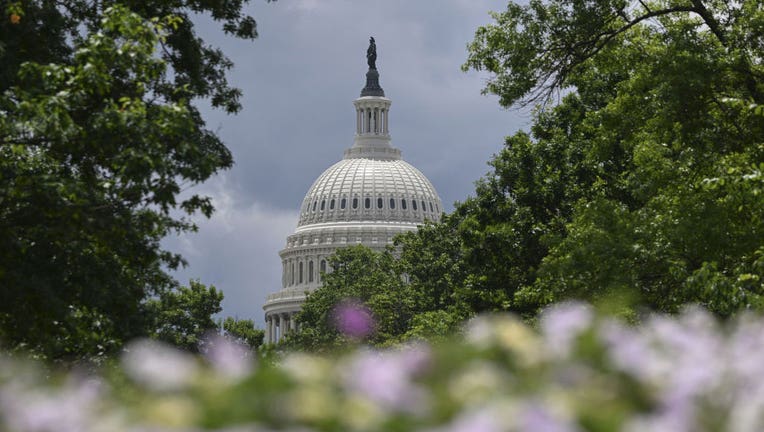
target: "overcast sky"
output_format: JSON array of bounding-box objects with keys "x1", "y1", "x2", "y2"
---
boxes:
[{"x1": 162, "y1": 0, "x2": 531, "y2": 326}]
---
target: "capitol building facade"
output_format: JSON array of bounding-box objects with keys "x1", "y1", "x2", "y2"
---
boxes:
[{"x1": 262, "y1": 41, "x2": 442, "y2": 343}]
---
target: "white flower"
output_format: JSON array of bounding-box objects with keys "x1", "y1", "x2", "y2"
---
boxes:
[
  {"x1": 204, "y1": 334, "x2": 253, "y2": 379},
  {"x1": 540, "y1": 302, "x2": 593, "y2": 358},
  {"x1": 341, "y1": 347, "x2": 430, "y2": 413},
  {"x1": 122, "y1": 339, "x2": 198, "y2": 391}
]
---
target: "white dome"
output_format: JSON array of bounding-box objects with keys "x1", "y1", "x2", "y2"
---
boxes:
[{"x1": 298, "y1": 158, "x2": 442, "y2": 226}]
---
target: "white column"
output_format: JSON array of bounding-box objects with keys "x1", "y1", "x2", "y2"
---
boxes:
[
  {"x1": 384, "y1": 108, "x2": 389, "y2": 134},
  {"x1": 265, "y1": 316, "x2": 271, "y2": 343}
]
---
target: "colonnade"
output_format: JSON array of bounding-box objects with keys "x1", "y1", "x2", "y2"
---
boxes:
[
  {"x1": 265, "y1": 311, "x2": 300, "y2": 344},
  {"x1": 356, "y1": 106, "x2": 389, "y2": 135}
]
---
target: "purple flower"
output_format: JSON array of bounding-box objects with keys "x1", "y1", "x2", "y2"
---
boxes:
[
  {"x1": 204, "y1": 334, "x2": 253, "y2": 379},
  {"x1": 332, "y1": 300, "x2": 375, "y2": 339},
  {"x1": 440, "y1": 406, "x2": 504, "y2": 432},
  {"x1": 519, "y1": 402, "x2": 580, "y2": 432},
  {"x1": 540, "y1": 302, "x2": 593, "y2": 358},
  {"x1": 342, "y1": 346, "x2": 431, "y2": 413}
]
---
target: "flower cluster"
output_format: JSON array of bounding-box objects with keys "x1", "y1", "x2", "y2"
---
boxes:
[{"x1": 3, "y1": 303, "x2": 764, "y2": 431}]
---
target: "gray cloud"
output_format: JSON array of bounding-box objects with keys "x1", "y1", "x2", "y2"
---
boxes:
[{"x1": 165, "y1": 0, "x2": 530, "y2": 326}]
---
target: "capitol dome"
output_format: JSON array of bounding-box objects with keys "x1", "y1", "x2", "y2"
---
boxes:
[
  {"x1": 297, "y1": 158, "x2": 442, "y2": 227},
  {"x1": 263, "y1": 38, "x2": 442, "y2": 343}
]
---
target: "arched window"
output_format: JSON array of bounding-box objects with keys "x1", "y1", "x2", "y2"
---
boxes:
[
  {"x1": 353, "y1": 198, "x2": 358, "y2": 209},
  {"x1": 422, "y1": 201, "x2": 427, "y2": 211},
  {"x1": 312, "y1": 201, "x2": 317, "y2": 211},
  {"x1": 299, "y1": 262, "x2": 304, "y2": 284},
  {"x1": 320, "y1": 260, "x2": 327, "y2": 274},
  {"x1": 412, "y1": 200, "x2": 418, "y2": 210},
  {"x1": 435, "y1": 203, "x2": 439, "y2": 213},
  {"x1": 309, "y1": 261, "x2": 314, "y2": 282},
  {"x1": 377, "y1": 197, "x2": 383, "y2": 209},
  {"x1": 290, "y1": 262, "x2": 295, "y2": 285},
  {"x1": 430, "y1": 202, "x2": 434, "y2": 212},
  {"x1": 390, "y1": 198, "x2": 396, "y2": 209},
  {"x1": 341, "y1": 198, "x2": 346, "y2": 209},
  {"x1": 330, "y1": 199, "x2": 335, "y2": 210},
  {"x1": 320, "y1": 200, "x2": 325, "y2": 210},
  {"x1": 365, "y1": 198, "x2": 371, "y2": 209},
  {"x1": 402, "y1": 199, "x2": 407, "y2": 209}
]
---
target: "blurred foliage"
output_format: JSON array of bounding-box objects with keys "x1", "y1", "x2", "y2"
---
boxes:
[
  {"x1": 0, "y1": 1, "x2": 266, "y2": 361},
  {"x1": 5, "y1": 304, "x2": 764, "y2": 431}
]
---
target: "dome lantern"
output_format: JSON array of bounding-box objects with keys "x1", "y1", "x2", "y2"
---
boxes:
[{"x1": 347, "y1": 37, "x2": 400, "y2": 161}]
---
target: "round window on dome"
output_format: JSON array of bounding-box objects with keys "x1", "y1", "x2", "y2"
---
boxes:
[
  {"x1": 353, "y1": 198, "x2": 358, "y2": 209},
  {"x1": 377, "y1": 198, "x2": 383, "y2": 209},
  {"x1": 340, "y1": 198, "x2": 346, "y2": 209},
  {"x1": 402, "y1": 199, "x2": 407, "y2": 210},
  {"x1": 390, "y1": 198, "x2": 395, "y2": 209},
  {"x1": 365, "y1": 198, "x2": 371, "y2": 209}
]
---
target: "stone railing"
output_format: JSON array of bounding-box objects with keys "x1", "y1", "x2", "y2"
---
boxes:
[{"x1": 265, "y1": 288, "x2": 308, "y2": 303}]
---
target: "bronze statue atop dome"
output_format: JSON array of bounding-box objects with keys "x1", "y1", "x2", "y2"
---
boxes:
[
  {"x1": 367, "y1": 36, "x2": 377, "y2": 70},
  {"x1": 361, "y1": 37, "x2": 384, "y2": 97}
]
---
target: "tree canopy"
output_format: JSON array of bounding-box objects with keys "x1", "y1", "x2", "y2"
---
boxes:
[
  {"x1": 289, "y1": 245, "x2": 466, "y2": 351},
  {"x1": 0, "y1": 1, "x2": 265, "y2": 361},
  {"x1": 461, "y1": 0, "x2": 764, "y2": 316}
]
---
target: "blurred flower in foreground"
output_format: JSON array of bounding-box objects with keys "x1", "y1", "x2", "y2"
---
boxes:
[
  {"x1": 519, "y1": 402, "x2": 580, "y2": 432},
  {"x1": 541, "y1": 302, "x2": 593, "y2": 358},
  {"x1": 204, "y1": 334, "x2": 253, "y2": 379},
  {"x1": 342, "y1": 346, "x2": 430, "y2": 413},
  {"x1": 122, "y1": 339, "x2": 198, "y2": 391},
  {"x1": 332, "y1": 299, "x2": 375, "y2": 339},
  {"x1": 0, "y1": 377, "x2": 117, "y2": 432}
]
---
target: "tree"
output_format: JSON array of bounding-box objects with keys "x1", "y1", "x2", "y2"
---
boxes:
[
  {"x1": 147, "y1": 280, "x2": 223, "y2": 352},
  {"x1": 289, "y1": 246, "x2": 403, "y2": 350},
  {"x1": 0, "y1": 1, "x2": 265, "y2": 361},
  {"x1": 289, "y1": 244, "x2": 467, "y2": 350},
  {"x1": 219, "y1": 317, "x2": 264, "y2": 350},
  {"x1": 459, "y1": 0, "x2": 764, "y2": 316}
]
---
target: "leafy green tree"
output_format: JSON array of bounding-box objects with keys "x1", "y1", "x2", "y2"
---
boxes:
[
  {"x1": 147, "y1": 280, "x2": 223, "y2": 352},
  {"x1": 289, "y1": 246, "x2": 405, "y2": 350},
  {"x1": 219, "y1": 317, "x2": 264, "y2": 350},
  {"x1": 459, "y1": 0, "x2": 764, "y2": 316},
  {"x1": 0, "y1": 1, "x2": 265, "y2": 361},
  {"x1": 290, "y1": 244, "x2": 466, "y2": 350}
]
